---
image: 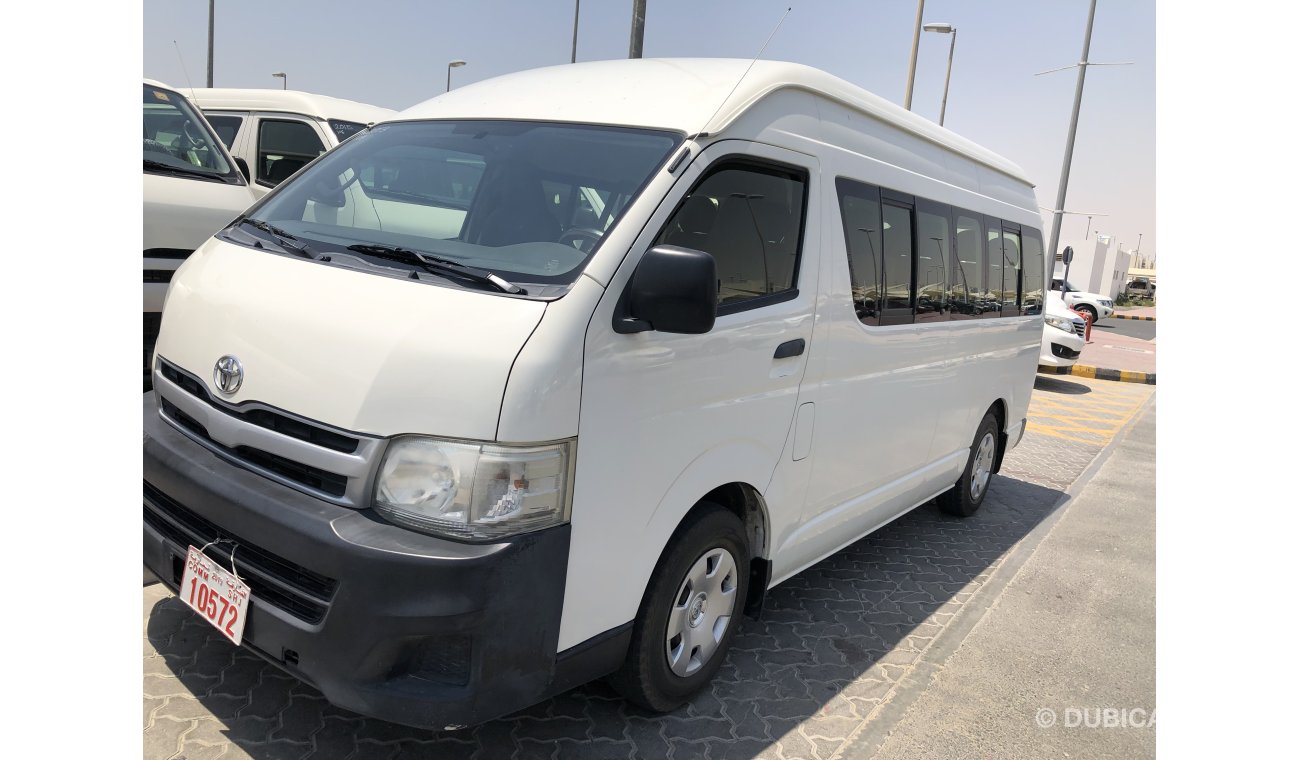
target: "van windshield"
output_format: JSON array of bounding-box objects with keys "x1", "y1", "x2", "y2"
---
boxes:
[
  {"x1": 238, "y1": 120, "x2": 680, "y2": 296},
  {"x1": 143, "y1": 84, "x2": 238, "y2": 182}
]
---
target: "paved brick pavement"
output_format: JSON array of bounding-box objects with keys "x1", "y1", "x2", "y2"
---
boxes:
[{"x1": 143, "y1": 375, "x2": 1154, "y2": 759}]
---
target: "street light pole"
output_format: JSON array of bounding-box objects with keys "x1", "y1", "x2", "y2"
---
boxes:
[
  {"x1": 446, "y1": 60, "x2": 466, "y2": 92},
  {"x1": 939, "y1": 28, "x2": 955, "y2": 124},
  {"x1": 923, "y1": 22, "x2": 956, "y2": 126},
  {"x1": 571, "y1": 0, "x2": 581, "y2": 63},
  {"x1": 1045, "y1": 0, "x2": 1098, "y2": 271},
  {"x1": 206, "y1": 0, "x2": 215, "y2": 87},
  {"x1": 629, "y1": 0, "x2": 646, "y2": 58},
  {"x1": 903, "y1": 0, "x2": 925, "y2": 109}
]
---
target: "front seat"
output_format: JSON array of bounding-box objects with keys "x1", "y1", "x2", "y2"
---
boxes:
[
  {"x1": 266, "y1": 157, "x2": 308, "y2": 185},
  {"x1": 469, "y1": 168, "x2": 561, "y2": 247}
]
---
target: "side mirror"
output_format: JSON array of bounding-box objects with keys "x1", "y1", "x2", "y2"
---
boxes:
[
  {"x1": 614, "y1": 245, "x2": 717, "y2": 334},
  {"x1": 233, "y1": 157, "x2": 251, "y2": 182}
]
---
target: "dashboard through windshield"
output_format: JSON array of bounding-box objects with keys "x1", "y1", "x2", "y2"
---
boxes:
[{"x1": 232, "y1": 120, "x2": 681, "y2": 297}]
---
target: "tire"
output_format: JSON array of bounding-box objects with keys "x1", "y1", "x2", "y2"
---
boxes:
[
  {"x1": 609, "y1": 503, "x2": 750, "y2": 712},
  {"x1": 1077, "y1": 304, "x2": 1098, "y2": 323},
  {"x1": 937, "y1": 412, "x2": 1000, "y2": 517}
]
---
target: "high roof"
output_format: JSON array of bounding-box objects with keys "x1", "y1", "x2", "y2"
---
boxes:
[
  {"x1": 396, "y1": 58, "x2": 1030, "y2": 184},
  {"x1": 188, "y1": 88, "x2": 395, "y2": 125}
]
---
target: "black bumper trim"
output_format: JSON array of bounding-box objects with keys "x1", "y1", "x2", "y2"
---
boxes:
[{"x1": 143, "y1": 392, "x2": 588, "y2": 728}]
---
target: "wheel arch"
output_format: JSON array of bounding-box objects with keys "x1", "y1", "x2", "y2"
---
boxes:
[{"x1": 986, "y1": 397, "x2": 1009, "y2": 474}]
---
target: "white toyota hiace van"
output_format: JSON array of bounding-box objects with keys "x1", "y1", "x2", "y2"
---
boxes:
[
  {"x1": 189, "y1": 88, "x2": 396, "y2": 198},
  {"x1": 143, "y1": 59, "x2": 1046, "y2": 728},
  {"x1": 144, "y1": 81, "x2": 255, "y2": 386}
]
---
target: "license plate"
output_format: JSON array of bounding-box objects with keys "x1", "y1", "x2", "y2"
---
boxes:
[{"x1": 180, "y1": 546, "x2": 251, "y2": 646}]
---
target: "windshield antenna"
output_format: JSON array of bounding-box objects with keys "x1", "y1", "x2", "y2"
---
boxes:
[
  {"x1": 694, "y1": 6, "x2": 792, "y2": 140},
  {"x1": 172, "y1": 40, "x2": 197, "y2": 100}
]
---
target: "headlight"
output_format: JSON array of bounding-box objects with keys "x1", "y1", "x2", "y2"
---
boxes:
[
  {"x1": 374, "y1": 436, "x2": 573, "y2": 540},
  {"x1": 1045, "y1": 314, "x2": 1076, "y2": 333}
]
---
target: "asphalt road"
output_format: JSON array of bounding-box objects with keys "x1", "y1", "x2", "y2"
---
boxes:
[{"x1": 1093, "y1": 318, "x2": 1156, "y2": 341}]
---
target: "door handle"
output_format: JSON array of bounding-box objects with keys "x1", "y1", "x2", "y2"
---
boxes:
[{"x1": 774, "y1": 339, "x2": 805, "y2": 359}]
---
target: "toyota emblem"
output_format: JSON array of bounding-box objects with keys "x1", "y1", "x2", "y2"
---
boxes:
[{"x1": 213, "y1": 355, "x2": 244, "y2": 395}]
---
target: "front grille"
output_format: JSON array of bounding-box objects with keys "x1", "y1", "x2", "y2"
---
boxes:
[
  {"x1": 1051, "y1": 343, "x2": 1081, "y2": 360},
  {"x1": 144, "y1": 248, "x2": 194, "y2": 260},
  {"x1": 159, "y1": 396, "x2": 348, "y2": 497},
  {"x1": 144, "y1": 481, "x2": 337, "y2": 623},
  {"x1": 1072, "y1": 321, "x2": 1086, "y2": 337},
  {"x1": 144, "y1": 313, "x2": 162, "y2": 378},
  {"x1": 158, "y1": 361, "x2": 359, "y2": 454}
]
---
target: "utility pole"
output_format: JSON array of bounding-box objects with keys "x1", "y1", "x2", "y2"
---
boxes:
[
  {"x1": 903, "y1": 0, "x2": 925, "y2": 109},
  {"x1": 629, "y1": 0, "x2": 646, "y2": 58},
  {"x1": 571, "y1": 0, "x2": 581, "y2": 63},
  {"x1": 1045, "y1": 0, "x2": 1098, "y2": 271},
  {"x1": 206, "y1": 0, "x2": 215, "y2": 87}
]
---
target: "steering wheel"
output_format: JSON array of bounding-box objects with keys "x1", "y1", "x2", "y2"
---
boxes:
[
  {"x1": 558, "y1": 227, "x2": 605, "y2": 253},
  {"x1": 181, "y1": 119, "x2": 206, "y2": 150}
]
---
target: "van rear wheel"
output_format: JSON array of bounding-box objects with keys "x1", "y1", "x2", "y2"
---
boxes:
[
  {"x1": 938, "y1": 412, "x2": 999, "y2": 517},
  {"x1": 609, "y1": 504, "x2": 750, "y2": 712}
]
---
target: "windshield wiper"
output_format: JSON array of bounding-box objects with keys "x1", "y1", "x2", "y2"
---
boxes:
[
  {"x1": 239, "y1": 218, "x2": 326, "y2": 260},
  {"x1": 144, "y1": 159, "x2": 221, "y2": 180},
  {"x1": 345, "y1": 244, "x2": 524, "y2": 294}
]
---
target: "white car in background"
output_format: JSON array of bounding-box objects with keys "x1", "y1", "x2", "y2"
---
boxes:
[
  {"x1": 1049, "y1": 278, "x2": 1113, "y2": 323},
  {"x1": 1040, "y1": 292, "x2": 1087, "y2": 368}
]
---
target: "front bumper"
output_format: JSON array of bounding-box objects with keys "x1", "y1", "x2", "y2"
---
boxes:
[
  {"x1": 142, "y1": 393, "x2": 572, "y2": 729},
  {"x1": 1039, "y1": 328, "x2": 1085, "y2": 368}
]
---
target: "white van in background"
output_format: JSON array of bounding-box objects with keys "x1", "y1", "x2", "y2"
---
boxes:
[
  {"x1": 144, "y1": 80, "x2": 255, "y2": 387},
  {"x1": 189, "y1": 89, "x2": 395, "y2": 197},
  {"x1": 144, "y1": 59, "x2": 1046, "y2": 728}
]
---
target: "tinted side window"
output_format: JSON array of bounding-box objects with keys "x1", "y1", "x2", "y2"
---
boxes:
[
  {"x1": 258, "y1": 119, "x2": 326, "y2": 186},
  {"x1": 328, "y1": 119, "x2": 367, "y2": 143},
  {"x1": 835, "y1": 178, "x2": 883, "y2": 325},
  {"x1": 985, "y1": 221, "x2": 1004, "y2": 320},
  {"x1": 881, "y1": 202, "x2": 915, "y2": 322},
  {"x1": 205, "y1": 114, "x2": 243, "y2": 150},
  {"x1": 916, "y1": 200, "x2": 950, "y2": 323},
  {"x1": 951, "y1": 211, "x2": 985, "y2": 319},
  {"x1": 1001, "y1": 226, "x2": 1022, "y2": 315},
  {"x1": 1021, "y1": 228, "x2": 1045, "y2": 315},
  {"x1": 655, "y1": 161, "x2": 806, "y2": 311}
]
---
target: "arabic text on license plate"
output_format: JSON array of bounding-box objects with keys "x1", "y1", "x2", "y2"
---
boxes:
[{"x1": 180, "y1": 545, "x2": 251, "y2": 645}]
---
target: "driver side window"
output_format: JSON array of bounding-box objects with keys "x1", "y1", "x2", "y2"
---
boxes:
[{"x1": 653, "y1": 160, "x2": 807, "y2": 310}]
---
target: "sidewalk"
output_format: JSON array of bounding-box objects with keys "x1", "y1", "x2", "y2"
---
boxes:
[
  {"x1": 859, "y1": 400, "x2": 1156, "y2": 759},
  {"x1": 1077, "y1": 330, "x2": 1155, "y2": 375},
  {"x1": 1113, "y1": 305, "x2": 1157, "y2": 319}
]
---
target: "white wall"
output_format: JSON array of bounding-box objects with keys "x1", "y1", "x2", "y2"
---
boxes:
[{"x1": 1052, "y1": 235, "x2": 1129, "y2": 298}]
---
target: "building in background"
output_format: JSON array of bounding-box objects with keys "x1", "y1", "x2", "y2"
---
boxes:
[{"x1": 1052, "y1": 234, "x2": 1131, "y2": 299}]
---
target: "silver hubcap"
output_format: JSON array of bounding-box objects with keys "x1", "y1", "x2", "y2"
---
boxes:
[
  {"x1": 970, "y1": 432, "x2": 996, "y2": 500},
  {"x1": 665, "y1": 547, "x2": 738, "y2": 677}
]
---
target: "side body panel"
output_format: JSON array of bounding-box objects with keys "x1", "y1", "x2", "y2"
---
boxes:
[
  {"x1": 561, "y1": 107, "x2": 823, "y2": 649},
  {"x1": 143, "y1": 174, "x2": 255, "y2": 313}
]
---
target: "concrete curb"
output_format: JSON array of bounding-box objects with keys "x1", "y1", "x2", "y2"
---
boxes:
[
  {"x1": 1038, "y1": 364, "x2": 1155, "y2": 385},
  {"x1": 1112, "y1": 314, "x2": 1155, "y2": 321}
]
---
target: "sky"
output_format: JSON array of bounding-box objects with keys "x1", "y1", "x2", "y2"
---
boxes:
[{"x1": 143, "y1": 0, "x2": 1156, "y2": 259}]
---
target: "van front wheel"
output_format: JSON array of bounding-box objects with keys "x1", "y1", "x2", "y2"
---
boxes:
[
  {"x1": 938, "y1": 412, "x2": 999, "y2": 517},
  {"x1": 610, "y1": 504, "x2": 750, "y2": 712}
]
